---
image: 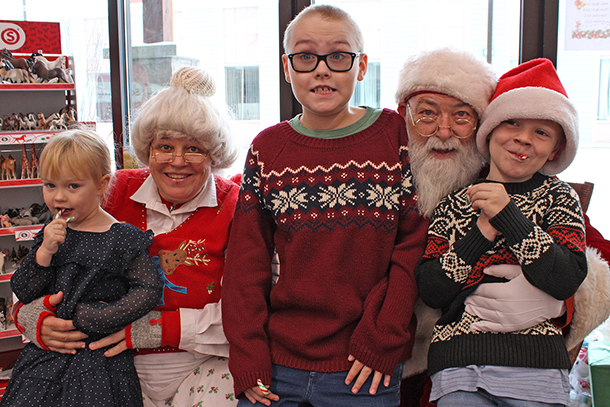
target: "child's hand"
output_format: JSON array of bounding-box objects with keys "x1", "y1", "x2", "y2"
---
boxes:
[
  {"x1": 345, "y1": 355, "x2": 391, "y2": 395},
  {"x1": 242, "y1": 382, "x2": 279, "y2": 406},
  {"x1": 467, "y1": 183, "x2": 510, "y2": 241},
  {"x1": 37, "y1": 218, "x2": 68, "y2": 267}
]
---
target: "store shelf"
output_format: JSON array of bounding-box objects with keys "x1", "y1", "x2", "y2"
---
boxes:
[
  {"x1": 0, "y1": 274, "x2": 11, "y2": 283},
  {"x1": 0, "y1": 329, "x2": 19, "y2": 339},
  {"x1": 0, "y1": 225, "x2": 42, "y2": 241},
  {"x1": 0, "y1": 83, "x2": 75, "y2": 91},
  {"x1": 0, "y1": 179, "x2": 42, "y2": 189},
  {"x1": 0, "y1": 131, "x2": 56, "y2": 144}
]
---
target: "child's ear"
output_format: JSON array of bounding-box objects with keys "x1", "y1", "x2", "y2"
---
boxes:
[
  {"x1": 97, "y1": 174, "x2": 111, "y2": 196},
  {"x1": 357, "y1": 54, "x2": 368, "y2": 82},
  {"x1": 281, "y1": 54, "x2": 291, "y2": 83},
  {"x1": 548, "y1": 137, "x2": 567, "y2": 161}
]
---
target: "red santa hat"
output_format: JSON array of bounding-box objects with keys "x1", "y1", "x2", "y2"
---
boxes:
[
  {"x1": 477, "y1": 58, "x2": 579, "y2": 175},
  {"x1": 395, "y1": 47, "x2": 497, "y2": 117}
]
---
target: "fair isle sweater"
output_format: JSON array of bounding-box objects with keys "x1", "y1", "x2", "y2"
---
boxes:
[
  {"x1": 416, "y1": 173, "x2": 587, "y2": 376},
  {"x1": 222, "y1": 108, "x2": 428, "y2": 397}
]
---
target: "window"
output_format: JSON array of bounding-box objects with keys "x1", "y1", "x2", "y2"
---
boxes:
[
  {"x1": 598, "y1": 59, "x2": 610, "y2": 120},
  {"x1": 351, "y1": 62, "x2": 380, "y2": 108},
  {"x1": 225, "y1": 66, "x2": 260, "y2": 120}
]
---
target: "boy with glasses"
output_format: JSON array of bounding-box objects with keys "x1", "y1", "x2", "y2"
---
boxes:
[{"x1": 222, "y1": 4, "x2": 427, "y2": 407}]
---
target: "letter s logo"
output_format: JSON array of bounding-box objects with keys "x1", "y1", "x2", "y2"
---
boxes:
[{"x1": 0, "y1": 23, "x2": 26, "y2": 50}]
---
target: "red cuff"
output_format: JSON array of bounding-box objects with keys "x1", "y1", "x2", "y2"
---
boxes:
[
  {"x1": 43, "y1": 294, "x2": 57, "y2": 312},
  {"x1": 160, "y1": 310, "x2": 181, "y2": 348},
  {"x1": 125, "y1": 324, "x2": 134, "y2": 349},
  {"x1": 36, "y1": 311, "x2": 56, "y2": 351},
  {"x1": 13, "y1": 302, "x2": 25, "y2": 333}
]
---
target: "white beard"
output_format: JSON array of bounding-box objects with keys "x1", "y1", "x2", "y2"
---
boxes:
[{"x1": 409, "y1": 135, "x2": 484, "y2": 218}]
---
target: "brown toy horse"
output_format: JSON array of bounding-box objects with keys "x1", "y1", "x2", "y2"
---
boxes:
[
  {"x1": 0, "y1": 48, "x2": 28, "y2": 70},
  {"x1": 1, "y1": 155, "x2": 17, "y2": 180},
  {"x1": 31, "y1": 60, "x2": 71, "y2": 83}
]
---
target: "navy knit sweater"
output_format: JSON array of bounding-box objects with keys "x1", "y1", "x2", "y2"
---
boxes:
[{"x1": 416, "y1": 173, "x2": 587, "y2": 376}]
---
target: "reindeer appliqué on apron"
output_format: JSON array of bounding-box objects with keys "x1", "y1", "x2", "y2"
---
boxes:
[{"x1": 152, "y1": 239, "x2": 212, "y2": 306}]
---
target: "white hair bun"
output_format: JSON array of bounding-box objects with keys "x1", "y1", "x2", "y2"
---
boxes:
[{"x1": 170, "y1": 67, "x2": 216, "y2": 97}]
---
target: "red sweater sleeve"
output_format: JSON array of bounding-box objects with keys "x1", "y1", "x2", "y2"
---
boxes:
[{"x1": 349, "y1": 124, "x2": 429, "y2": 373}]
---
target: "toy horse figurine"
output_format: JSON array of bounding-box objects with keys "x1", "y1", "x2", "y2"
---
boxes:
[
  {"x1": 1, "y1": 154, "x2": 16, "y2": 180},
  {"x1": 30, "y1": 144, "x2": 39, "y2": 178},
  {"x1": 20, "y1": 144, "x2": 31, "y2": 179},
  {"x1": 0, "y1": 48, "x2": 28, "y2": 70}
]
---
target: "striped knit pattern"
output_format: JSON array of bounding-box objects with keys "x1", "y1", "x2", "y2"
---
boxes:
[{"x1": 416, "y1": 172, "x2": 587, "y2": 376}]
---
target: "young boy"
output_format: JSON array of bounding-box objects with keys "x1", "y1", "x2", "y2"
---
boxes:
[
  {"x1": 222, "y1": 4, "x2": 428, "y2": 407},
  {"x1": 416, "y1": 58, "x2": 587, "y2": 406}
]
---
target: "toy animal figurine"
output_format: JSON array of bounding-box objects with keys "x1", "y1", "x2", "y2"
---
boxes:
[
  {"x1": 30, "y1": 144, "x2": 39, "y2": 178},
  {"x1": 33, "y1": 53, "x2": 66, "y2": 70},
  {"x1": 6, "y1": 114, "x2": 18, "y2": 131},
  {"x1": 43, "y1": 113, "x2": 59, "y2": 129},
  {"x1": 1, "y1": 155, "x2": 16, "y2": 180},
  {"x1": 47, "y1": 116, "x2": 68, "y2": 130},
  {"x1": 20, "y1": 144, "x2": 30, "y2": 179},
  {"x1": 31, "y1": 60, "x2": 72, "y2": 84},
  {"x1": 0, "y1": 48, "x2": 28, "y2": 70}
]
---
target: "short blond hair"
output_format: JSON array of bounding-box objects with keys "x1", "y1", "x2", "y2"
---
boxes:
[
  {"x1": 40, "y1": 129, "x2": 112, "y2": 182},
  {"x1": 130, "y1": 67, "x2": 238, "y2": 170},
  {"x1": 283, "y1": 4, "x2": 364, "y2": 53}
]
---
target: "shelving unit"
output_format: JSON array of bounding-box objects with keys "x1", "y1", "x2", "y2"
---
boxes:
[{"x1": 1, "y1": 58, "x2": 80, "y2": 360}]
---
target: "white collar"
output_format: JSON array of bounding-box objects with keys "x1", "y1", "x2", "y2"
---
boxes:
[{"x1": 130, "y1": 172, "x2": 217, "y2": 216}]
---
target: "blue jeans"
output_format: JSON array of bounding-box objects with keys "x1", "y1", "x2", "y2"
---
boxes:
[
  {"x1": 237, "y1": 363, "x2": 403, "y2": 407},
  {"x1": 436, "y1": 390, "x2": 565, "y2": 407}
]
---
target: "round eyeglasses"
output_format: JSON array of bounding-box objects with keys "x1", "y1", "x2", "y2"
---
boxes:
[
  {"x1": 151, "y1": 151, "x2": 207, "y2": 164},
  {"x1": 406, "y1": 103, "x2": 476, "y2": 139},
  {"x1": 287, "y1": 52, "x2": 362, "y2": 73}
]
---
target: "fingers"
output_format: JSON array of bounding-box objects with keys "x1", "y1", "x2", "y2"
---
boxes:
[
  {"x1": 243, "y1": 385, "x2": 279, "y2": 406},
  {"x1": 40, "y1": 315, "x2": 87, "y2": 353},
  {"x1": 103, "y1": 341, "x2": 128, "y2": 358},
  {"x1": 47, "y1": 291, "x2": 64, "y2": 308},
  {"x1": 345, "y1": 356, "x2": 385, "y2": 395},
  {"x1": 88, "y1": 329, "x2": 126, "y2": 351}
]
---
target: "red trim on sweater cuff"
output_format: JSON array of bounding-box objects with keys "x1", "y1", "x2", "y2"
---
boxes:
[
  {"x1": 37, "y1": 311, "x2": 56, "y2": 351},
  {"x1": 13, "y1": 302, "x2": 25, "y2": 333},
  {"x1": 160, "y1": 310, "x2": 181, "y2": 348},
  {"x1": 43, "y1": 294, "x2": 57, "y2": 312},
  {"x1": 555, "y1": 296, "x2": 574, "y2": 329},
  {"x1": 125, "y1": 324, "x2": 134, "y2": 349}
]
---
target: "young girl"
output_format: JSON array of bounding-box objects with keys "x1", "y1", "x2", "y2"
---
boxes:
[{"x1": 1, "y1": 130, "x2": 162, "y2": 407}]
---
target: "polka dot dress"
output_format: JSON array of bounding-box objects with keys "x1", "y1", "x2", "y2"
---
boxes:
[{"x1": 2, "y1": 223, "x2": 163, "y2": 407}]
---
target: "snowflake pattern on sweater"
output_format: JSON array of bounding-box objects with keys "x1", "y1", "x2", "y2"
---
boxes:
[{"x1": 223, "y1": 109, "x2": 428, "y2": 397}]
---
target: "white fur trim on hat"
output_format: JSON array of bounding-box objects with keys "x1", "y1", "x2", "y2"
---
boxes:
[
  {"x1": 477, "y1": 86, "x2": 579, "y2": 175},
  {"x1": 395, "y1": 47, "x2": 497, "y2": 116}
]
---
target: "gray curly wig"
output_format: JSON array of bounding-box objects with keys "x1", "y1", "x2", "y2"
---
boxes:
[{"x1": 130, "y1": 67, "x2": 238, "y2": 170}]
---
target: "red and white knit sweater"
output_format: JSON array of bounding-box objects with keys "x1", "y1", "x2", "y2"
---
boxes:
[{"x1": 222, "y1": 109, "x2": 428, "y2": 397}]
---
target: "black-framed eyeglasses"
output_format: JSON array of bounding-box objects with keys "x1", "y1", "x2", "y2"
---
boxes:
[
  {"x1": 406, "y1": 103, "x2": 476, "y2": 139},
  {"x1": 150, "y1": 149, "x2": 208, "y2": 164},
  {"x1": 287, "y1": 52, "x2": 362, "y2": 73}
]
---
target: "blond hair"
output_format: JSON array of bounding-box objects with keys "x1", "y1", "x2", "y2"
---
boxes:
[
  {"x1": 283, "y1": 4, "x2": 364, "y2": 53},
  {"x1": 130, "y1": 67, "x2": 237, "y2": 170},
  {"x1": 40, "y1": 129, "x2": 112, "y2": 182}
]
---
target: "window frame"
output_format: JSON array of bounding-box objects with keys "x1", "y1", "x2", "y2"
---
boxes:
[{"x1": 106, "y1": 0, "x2": 556, "y2": 167}]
